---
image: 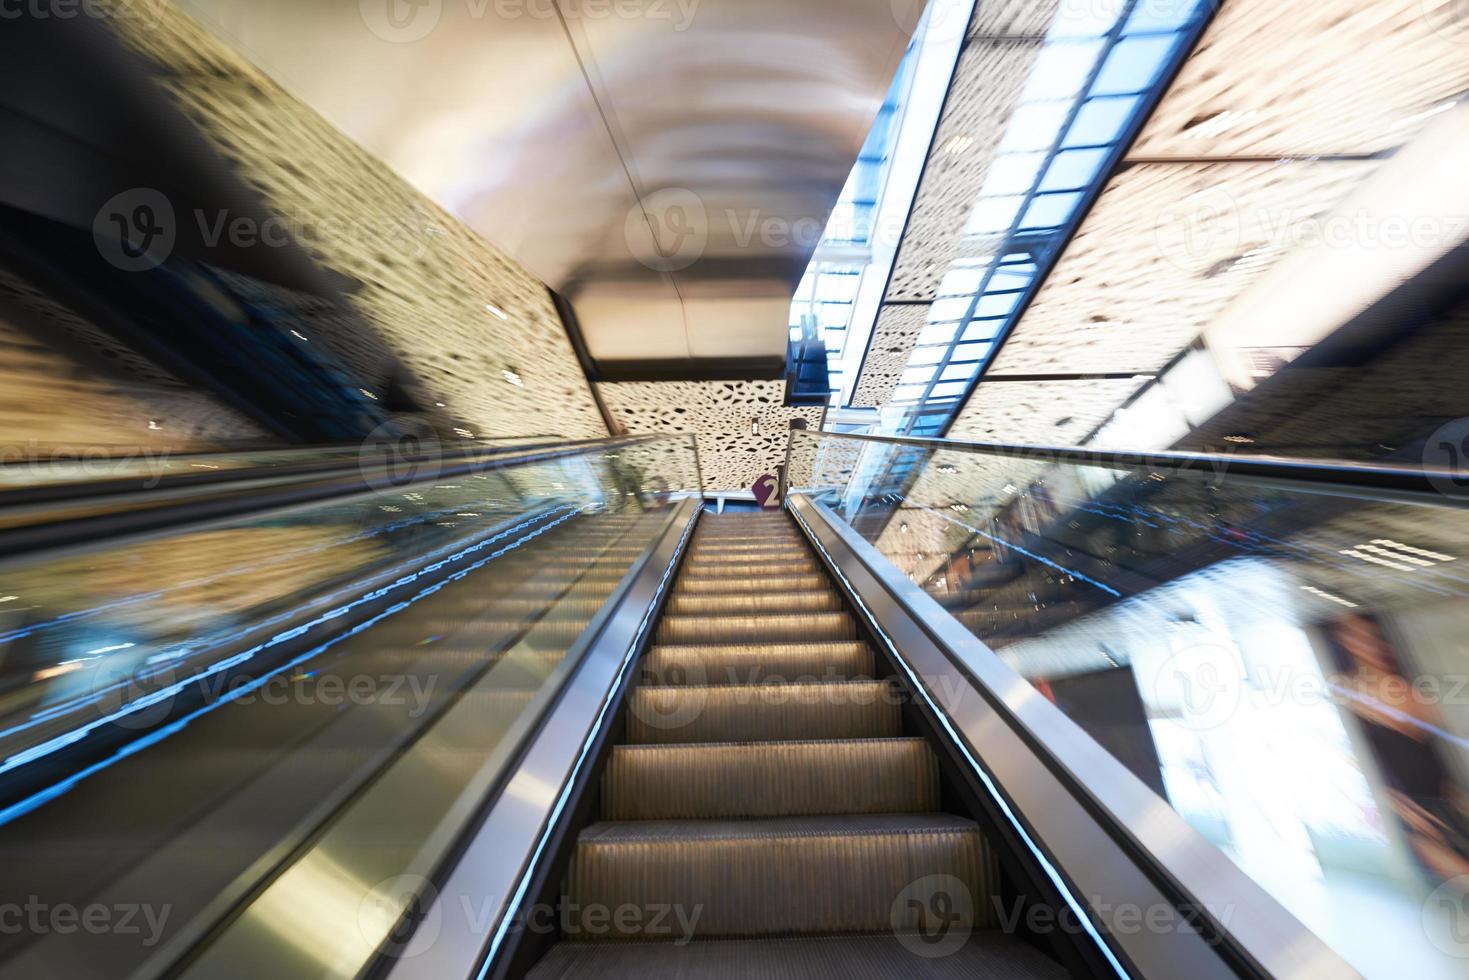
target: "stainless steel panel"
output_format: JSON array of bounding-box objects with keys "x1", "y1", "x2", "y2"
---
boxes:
[{"x1": 176, "y1": 0, "x2": 912, "y2": 374}]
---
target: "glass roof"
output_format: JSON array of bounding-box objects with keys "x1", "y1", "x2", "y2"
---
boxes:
[{"x1": 883, "y1": 0, "x2": 1215, "y2": 436}]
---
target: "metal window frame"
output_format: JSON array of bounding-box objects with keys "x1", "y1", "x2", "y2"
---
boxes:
[{"x1": 891, "y1": 0, "x2": 1218, "y2": 437}]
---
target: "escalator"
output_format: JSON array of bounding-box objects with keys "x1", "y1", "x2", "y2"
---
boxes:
[
  {"x1": 528, "y1": 509, "x2": 1064, "y2": 977},
  {"x1": 0, "y1": 430, "x2": 1441, "y2": 980}
]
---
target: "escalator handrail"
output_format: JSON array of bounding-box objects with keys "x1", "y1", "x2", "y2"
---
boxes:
[
  {"x1": 0, "y1": 435, "x2": 603, "y2": 509},
  {"x1": 784, "y1": 428, "x2": 1462, "y2": 503},
  {"x1": 0, "y1": 435, "x2": 694, "y2": 562},
  {"x1": 788, "y1": 493, "x2": 1361, "y2": 980}
]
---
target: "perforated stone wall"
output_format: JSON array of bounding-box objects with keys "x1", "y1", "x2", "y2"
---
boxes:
[
  {"x1": 113, "y1": 5, "x2": 609, "y2": 441},
  {"x1": 598, "y1": 381, "x2": 826, "y2": 492}
]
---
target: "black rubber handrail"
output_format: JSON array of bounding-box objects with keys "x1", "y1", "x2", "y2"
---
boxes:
[
  {"x1": 0, "y1": 436, "x2": 572, "y2": 509},
  {"x1": 786, "y1": 428, "x2": 1462, "y2": 502},
  {"x1": 0, "y1": 435, "x2": 686, "y2": 562}
]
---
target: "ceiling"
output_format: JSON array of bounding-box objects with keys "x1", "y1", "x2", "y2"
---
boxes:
[{"x1": 176, "y1": 0, "x2": 912, "y2": 380}]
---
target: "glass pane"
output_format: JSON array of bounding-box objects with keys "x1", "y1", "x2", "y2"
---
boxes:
[
  {"x1": 1091, "y1": 35, "x2": 1177, "y2": 96},
  {"x1": 1126, "y1": 0, "x2": 1205, "y2": 34},
  {"x1": 1000, "y1": 102, "x2": 1074, "y2": 152},
  {"x1": 0, "y1": 436, "x2": 700, "y2": 977},
  {"x1": 1039, "y1": 147, "x2": 1112, "y2": 192},
  {"x1": 1020, "y1": 191, "x2": 1083, "y2": 229},
  {"x1": 1022, "y1": 41, "x2": 1106, "y2": 101},
  {"x1": 966, "y1": 196, "x2": 1025, "y2": 235},
  {"x1": 790, "y1": 431, "x2": 1469, "y2": 980},
  {"x1": 1063, "y1": 95, "x2": 1143, "y2": 147}
]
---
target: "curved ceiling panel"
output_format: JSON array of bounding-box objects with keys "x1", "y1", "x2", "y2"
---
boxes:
[{"x1": 178, "y1": 0, "x2": 912, "y2": 379}]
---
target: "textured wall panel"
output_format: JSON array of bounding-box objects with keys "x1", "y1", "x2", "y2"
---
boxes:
[
  {"x1": 116, "y1": 7, "x2": 609, "y2": 441},
  {"x1": 979, "y1": 158, "x2": 1378, "y2": 378},
  {"x1": 970, "y1": 0, "x2": 1059, "y2": 37},
  {"x1": 948, "y1": 377, "x2": 1144, "y2": 445},
  {"x1": 599, "y1": 380, "x2": 825, "y2": 491},
  {"x1": 1132, "y1": 0, "x2": 1469, "y2": 158},
  {"x1": 852, "y1": 304, "x2": 932, "y2": 407}
]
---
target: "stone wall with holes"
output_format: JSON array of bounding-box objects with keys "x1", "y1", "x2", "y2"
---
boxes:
[
  {"x1": 110, "y1": 4, "x2": 608, "y2": 441},
  {"x1": 598, "y1": 381, "x2": 826, "y2": 492}
]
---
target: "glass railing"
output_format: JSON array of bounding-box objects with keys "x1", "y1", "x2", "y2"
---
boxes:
[
  {"x1": 0, "y1": 434, "x2": 699, "y2": 978},
  {"x1": 0, "y1": 435, "x2": 564, "y2": 495},
  {"x1": 788, "y1": 429, "x2": 1469, "y2": 980}
]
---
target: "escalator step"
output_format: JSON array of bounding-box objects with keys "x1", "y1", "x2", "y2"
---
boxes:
[
  {"x1": 690, "y1": 531, "x2": 799, "y2": 540},
  {"x1": 678, "y1": 559, "x2": 823, "y2": 578},
  {"x1": 655, "y1": 612, "x2": 856, "y2": 645},
  {"x1": 686, "y1": 538, "x2": 805, "y2": 553},
  {"x1": 664, "y1": 592, "x2": 842, "y2": 616},
  {"x1": 563, "y1": 813, "x2": 996, "y2": 940},
  {"x1": 625, "y1": 681, "x2": 899, "y2": 744},
  {"x1": 528, "y1": 933, "x2": 1070, "y2": 980},
  {"x1": 642, "y1": 641, "x2": 874, "y2": 685},
  {"x1": 673, "y1": 574, "x2": 829, "y2": 595},
  {"x1": 602, "y1": 738, "x2": 939, "y2": 820}
]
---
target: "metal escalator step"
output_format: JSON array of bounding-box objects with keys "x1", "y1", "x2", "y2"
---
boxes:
[
  {"x1": 655, "y1": 611, "x2": 855, "y2": 645},
  {"x1": 691, "y1": 532, "x2": 803, "y2": 544},
  {"x1": 679, "y1": 559, "x2": 823, "y2": 579},
  {"x1": 625, "y1": 680, "x2": 898, "y2": 744},
  {"x1": 643, "y1": 642, "x2": 873, "y2": 685},
  {"x1": 528, "y1": 932, "x2": 1070, "y2": 980},
  {"x1": 563, "y1": 813, "x2": 996, "y2": 940},
  {"x1": 694, "y1": 530, "x2": 802, "y2": 541},
  {"x1": 602, "y1": 738, "x2": 939, "y2": 820},
  {"x1": 673, "y1": 574, "x2": 829, "y2": 595},
  {"x1": 664, "y1": 591, "x2": 842, "y2": 616},
  {"x1": 683, "y1": 552, "x2": 813, "y2": 568}
]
